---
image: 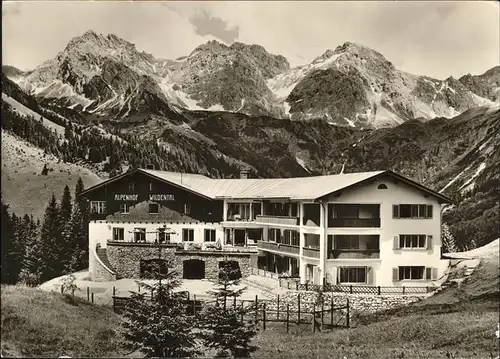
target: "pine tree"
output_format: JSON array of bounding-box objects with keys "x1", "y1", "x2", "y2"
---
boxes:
[
  {"x1": 41, "y1": 163, "x2": 49, "y2": 175},
  {"x1": 199, "y1": 264, "x2": 257, "y2": 357},
  {"x1": 122, "y1": 254, "x2": 200, "y2": 358},
  {"x1": 39, "y1": 194, "x2": 63, "y2": 281},
  {"x1": 1, "y1": 200, "x2": 18, "y2": 284},
  {"x1": 60, "y1": 185, "x2": 72, "y2": 223},
  {"x1": 66, "y1": 205, "x2": 87, "y2": 272},
  {"x1": 19, "y1": 217, "x2": 43, "y2": 287}
]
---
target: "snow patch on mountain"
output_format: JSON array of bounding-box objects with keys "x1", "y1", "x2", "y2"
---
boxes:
[
  {"x1": 267, "y1": 53, "x2": 341, "y2": 100},
  {"x1": 295, "y1": 156, "x2": 311, "y2": 173},
  {"x1": 459, "y1": 162, "x2": 487, "y2": 193}
]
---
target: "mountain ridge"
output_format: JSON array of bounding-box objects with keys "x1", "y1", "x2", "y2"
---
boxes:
[{"x1": 3, "y1": 30, "x2": 496, "y2": 128}]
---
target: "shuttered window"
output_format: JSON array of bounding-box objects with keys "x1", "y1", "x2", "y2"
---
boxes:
[
  {"x1": 338, "y1": 267, "x2": 367, "y2": 283},
  {"x1": 393, "y1": 204, "x2": 433, "y2": 219}
]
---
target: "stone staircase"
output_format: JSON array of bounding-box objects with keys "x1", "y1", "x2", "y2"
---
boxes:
[{"x1": 96, "y1": 247, "x2": 115, "y2": 272}]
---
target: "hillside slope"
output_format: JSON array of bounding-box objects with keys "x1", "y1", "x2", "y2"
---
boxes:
[
  {"x1": 1, "y1": 131, "x2": 102, "y2": 219},
  {"x1": 1, "y1": 285, "x2": 129, "y2": 358}
]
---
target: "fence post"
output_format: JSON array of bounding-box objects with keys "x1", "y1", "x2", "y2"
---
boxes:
[
  {"x1": 378, "y1": 286, "x2": 381, "y2": 295},
  {"x1": 113, "y1": 286, "x2": 116, "y2": 297},
  {"x1": 138, "y1": 284, "x2": 141, "y2": 293},
  {"x1": 91, "y1": 292, "x2": 94, "y2": 304},
  {"x1": 233, "y1": 295, "x2": 237, "y2": 309},
  {"x1": 113, "y1": 295, "x2": 115, "y2": 312},
  {"x1": 287, "y1": 281, "x2": 290, "y2": 290},
  {"x1": 72, "y1": 289, "x2": 75, "y2": 301},
  {"x1": 330, "y1": 296, "x2": 334, "y2": 325},
  {"x1": 286, "y1": 304, "x2": 290, "y2": 333},
  {"x1": 346, "y1": 298, "x2": 350, "y2": 328},
  {"x1": 321, "y1": 304, "x2": 324, "y2": 332},
  {"x1": 61, "y1": 285, "x2": 64, "y2": 295},
  {"x1": 403, "y1": 286, "x2": 406, "y2": 295},
  {"x1": 263, "y1": 303, "x2": 266, "y2": 331},
  {"x1": 87, "y1": 286, "x2": 90, "y2": 301},
  {"x1": 297, "y1": 293, "x2": 301, "y2": 324},
  {"x1": 255, "y1": 295, "x2": 258, "y2": 323},
  {"x1": 312, "y1": 304, "x2": 316, "y2": 333},
  {"x1": 277, "y1": 295, "x2": 280, "y2": 320},
  {"x1": 193, "y1": 294, "x2": 197, "y2": 316},
  {"x1": 350, "y1": 285, "x2": 353, "y2": 294},
  {"x1": 306, "y1": 283, "x2": 308, "y2": 291},
  {"x1": 296, "y1": 282, "x2": 298, "y2": 291}
]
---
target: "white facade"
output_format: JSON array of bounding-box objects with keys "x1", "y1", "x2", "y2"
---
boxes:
[{"x1": 89, "y1": 221, "x2": 224, "y2": 249}]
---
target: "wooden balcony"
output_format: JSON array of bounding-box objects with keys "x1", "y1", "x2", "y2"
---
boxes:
[
  {"x1": 257, "y1": 241, "x2": 300, "y2": 256},
  {"x1": 328, "y1": 249, "x2": 380, "y2": 259},
  {"x1": 328, "y1": 218, "x2": 381, "y2": 228},
  {"x1": 302, "y1": 247, "x2": 320, "y2": 259},
  {"x1": 255, "y1": 215, "x2": 299, "y2": 226}
]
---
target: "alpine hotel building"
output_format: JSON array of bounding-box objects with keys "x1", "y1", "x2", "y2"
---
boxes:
[{"x1": 80, "y1": 168, "x2": 452, "y2": 287}]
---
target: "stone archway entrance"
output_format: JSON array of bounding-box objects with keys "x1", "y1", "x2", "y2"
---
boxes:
[{"x1": 183, "y1": 259, "x2": 206, "y2": 279}]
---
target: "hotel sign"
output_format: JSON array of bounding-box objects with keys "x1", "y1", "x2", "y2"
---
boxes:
[
  {"x1": 114, "y1": 194, "x2": 138, "y2": 201},
  {"x1": 149, "y1": 194, "x2": 175, "y2": 201}
]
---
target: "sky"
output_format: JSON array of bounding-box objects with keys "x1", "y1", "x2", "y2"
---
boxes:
[{"x1": 2, "y1": 1, "x2": 499, "y2": 79}]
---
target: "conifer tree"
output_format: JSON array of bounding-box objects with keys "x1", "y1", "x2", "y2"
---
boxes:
[
  {"x1": 1, "y1": 200, "x2": 17, "y2": 284},
  {"x1": 122, "y1": 249, "x2": 200, "y2": 358},
  {"x1": 66, "y1": 205, "x2": 87, "y2": 272},
  {"x1": 60, "y1": 185, "x2": 72, "y2": 223},
  {"x1": 199, "y1": 264, "x2": 257, "y2": 357},
  {"x1": 39, "y1": 194, "x2": 63, "y2": 281},
  {"x1": 19, "y1": 217, "x2": 43, "y2": 286}
]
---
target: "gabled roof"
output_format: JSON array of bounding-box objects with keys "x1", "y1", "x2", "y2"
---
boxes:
[{"x1": 79, "y1": 168, "x2": 453, "y2": 203}]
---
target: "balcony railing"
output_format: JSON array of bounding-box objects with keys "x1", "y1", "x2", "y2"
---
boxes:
[
  {"x1": 302, "y1": 247, "x2": 320, "y2": 259},
  {"x1": 328, "y1": 218, "x2": 381, "y2": 228},
  {"x1": 255, "y1": 215, "x2": 299, "y2": 226},
  {"x1": 328, "y1": 249, "x2": 380, "y2": 259},
  {"x1": 257, "y1": 241, "x2": 300, "y2": 255}
]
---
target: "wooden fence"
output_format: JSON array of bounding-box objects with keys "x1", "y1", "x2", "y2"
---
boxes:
[
  {"x1": 294, "y1": 283, "x2": 437, "y2": 295},
  {"x1": 111, "y1": 293, "x2": 350, "y2": 333},
  {"x1": 250, "y1": 268, "x2": 435, "y2": 295}
]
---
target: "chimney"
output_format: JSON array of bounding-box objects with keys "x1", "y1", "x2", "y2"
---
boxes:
[
  {"x1": 145, "y1": 163, "x2": 155, "y2": 170},
  {"x1": 240, "y1": 169, "x2": 250, "y2": 179}
]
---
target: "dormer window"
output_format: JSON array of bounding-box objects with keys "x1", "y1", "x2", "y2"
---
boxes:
[
  {"x1": 128, "y1": 182, "x2": 135, "y2": 191},
  {"x1": 378, "y1": 184, "x2": 388, "y2": 189},
  {"x1": 184, "y1": 203, "x2": 191, "y2": 215}
]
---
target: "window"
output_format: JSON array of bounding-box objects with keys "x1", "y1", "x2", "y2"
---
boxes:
[
  {"x1": 282, "y1": 230, "x2": 300, "y2": 246},
  {"x1": 182, "y1": 229, "x2": 194, "y2": 242},
  {"x1": 149, "y1": 203, "x2": 159, "y2": 214},
  {"x1": 90, "y1": 201, "x2": 106, "y2": 214},
  {"x1": 377, "y1": 183, "x2": 388, "y2": 189},
  {"x1": 336, "y1": 235, "x2": 360, "y2": 250},
  {"x1": 158, "y1": 231, "x2": 170, "y2": 243},
  {"x1": 112, "y1": 227, "x2": 124, "y2": 241},
  {"x1": 399, "y1": 235, "x2": 426, "y2": 248},
  {"x1": 128, "y1": 182, "x2": 135, "y2": 191},
  {"x1": 393, "y1": 204, "x2": 433, "y2": 219},
  {"x1": 204, "y1": 229, "x2": 216, "y2": 242},
  {"x1": 339, "y1": 267, "x2": 366, "y2": 283},
  {"x1": 268, "y1": 228, "x2": 280, "y2": 242},
  {"x1": 184, "y1": 203, "x2": 191, "y2": 215},
  {"x1": 149, "y1": 182, "x2": 154, "y2": 192},
  {"x1": 134, "y1": 228, "x2": 146, "y2": 242},
  {"x1": 120, "y1": 203, "x2": 130, "y2": 214},
  {"x1": 398, "y1": 266, "x2": 425, "y2": 280}
]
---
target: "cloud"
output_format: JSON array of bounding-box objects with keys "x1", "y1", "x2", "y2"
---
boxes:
[{"x1": 188, "y1": 9, "x2": 239, "y2": 44}]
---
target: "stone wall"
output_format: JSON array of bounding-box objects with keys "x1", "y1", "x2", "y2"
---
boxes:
[
  {"x1": 90, "y1": 248, "x2": 117, "y2": 282},
  {"x1": 264, "y1": 291, "x2": 423, "y2": 325},
  {"x1": 175, "y1": 251, "x2": 253, "y2": 281},
  {"x1": 106, "y1": 242, "x2": 254, "y2": 280}
]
